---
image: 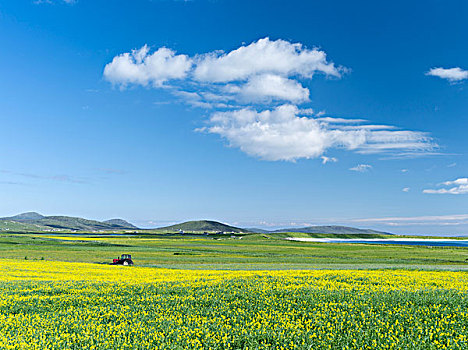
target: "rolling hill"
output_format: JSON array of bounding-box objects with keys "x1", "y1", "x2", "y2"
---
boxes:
[
  {"x1": 0, "y1": 213, "x2": 390, "y2": 235},
  {"x1": 1, "y1": 212, "x2": 46, "y2": 222},
  {"x1": 0, "y1": 212, "x2": 139, "y2": 231},
  {"x1": 159, "y1": 220, "x2": 245, "y2": 233},
  {"x1": 103, "y1": 219, "x2": 138, "y2": 229},
  {"x1": 0, "y1": 220, "x2": 49, "y2": 232}
]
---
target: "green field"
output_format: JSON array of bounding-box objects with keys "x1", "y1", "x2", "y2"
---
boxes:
[
  {"x1": 1, "y1": 260, "x2": 467, "y2": 350},
  {"x1": 1, "y1": 232, "x2": 467, "y2": 270},
  {"x1": 1, "y1": 233, "x2": 467, "y2": 349}
]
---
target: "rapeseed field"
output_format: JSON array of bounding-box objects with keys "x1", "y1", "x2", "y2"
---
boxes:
[{"x1": 0, "y1": 260, "x2": 466, "y2": 349}]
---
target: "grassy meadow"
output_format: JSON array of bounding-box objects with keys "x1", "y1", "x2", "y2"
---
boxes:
[
  {"x1": 1, "y1": 233, "x2": 467, "y2": 349},
  {"x1": 0, "y1": 232, "x2": 467, "y2": 269},
  {"x1": 1, "y1": 259, "x2": 467, "y2": 349}
]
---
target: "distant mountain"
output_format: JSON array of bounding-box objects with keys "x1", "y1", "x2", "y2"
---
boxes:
[
  {"x1": 0, "y1": 212, "x2": 139, "y2": 231},
  {"x1": 37, "y1": 216, "x2": 122, "y2": 231},
  {"x1": 159, "y1": 220, "x2": 245, "y2": 233},
  {"x1": 103, "y1": 219, "x2": 138, "y2": 229},
  {"x1": 249, "y1": 225, "x2": 391, "y2": 235},
  {"x1": 1, "y1": 212, "x2": 45, "y2": 222},
  {"x1": 0, "y1": 214, "x2": 388, "y2": 235}
]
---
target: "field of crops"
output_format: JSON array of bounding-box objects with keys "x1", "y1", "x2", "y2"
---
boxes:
[{"x1": 0, "y1": 260, "x2": 467, "y2": 349}]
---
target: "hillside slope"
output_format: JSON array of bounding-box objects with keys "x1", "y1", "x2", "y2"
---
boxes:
[
  {"x1": 103, "y1": 219, "x2": 138, "y2": 229},
  {"x1": 0, "y1": 212, "x2": 139, "y2": 231},
  {"x1": 1, "y1": 212, "x2": 45, "y2": 222},
  {"x1": 159, "y1": 220, "x2": 245, "y2": 233},
  {"x1": 249, "y1": 225, "x2": 391, "y2": 235},
  {"x1": 35, "y1": 216, "x2": 126, "y2": 231},
  {"x1": 0, "y1": 220, "x2": 49, "y2": 232}
]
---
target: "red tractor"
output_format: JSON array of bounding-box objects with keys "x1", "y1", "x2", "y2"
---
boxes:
[{"x1": 112, "y1": 254, "x2": 134, "y2": 266}]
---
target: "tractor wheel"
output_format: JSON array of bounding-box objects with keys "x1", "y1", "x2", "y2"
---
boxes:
[{"x1": 123, "y1": 260, "x2": 129, "y2": 266}]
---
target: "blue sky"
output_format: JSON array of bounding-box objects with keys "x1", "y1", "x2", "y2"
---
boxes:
[{"x1": 1, "y1": 0, "x2": 467, "y2": 234}]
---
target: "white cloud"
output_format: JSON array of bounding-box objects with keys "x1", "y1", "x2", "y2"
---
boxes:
[
  {"x1": 237, "y1": 74, "x2": 310, "y2": 103},
  {"x1": 104, "y1": 38, "x2": 340, "y2": 105},
  {"x1": 203, "y1": 105, "x2": 433, "y2": 161},
  {"x1": 402, "y1": 187, "x2": 410, "y2": 192},
  {"x1": 423, "y1": 178, "x2": 468, "y2": 194},
  {"x1": 316, "y1": 117, "x2": 366, "y2": 124},
  {"x1": 34, "y1": 0, "x2": 76, "y2": 4},
  {"x1": 443, "y1": 178, "x2": 468, "y2": 186},
  {"x1": 355, "y1": 130, "x2": 434, "y2": 154},
  {"x1": 426, "y1": 67, "x2": 468, "y2": 82},
  {"x1": 321, "y1": 156, "x2": 337, "y2": 164},
  {"x1": 337, "y1": 125, "x2": 396, "y2": 131},
  {"x1": 193, "y1": 37, "x2": 341, "y2": 83},
  {"x1": 103, "y1": 45, "x2": 192, "y2": 88},
  {"x1": 171, "y1": 91, "x2": 214, "y2": 109},
  {"x1": 104, "y1": 38, "x2": 437, "y2": 162},
  {"x1": 350, "y1": 164, "x2": 372, "y2": 172},
  {"x1": 354, "y1": 213, "x2": 468, "y2": 226}
]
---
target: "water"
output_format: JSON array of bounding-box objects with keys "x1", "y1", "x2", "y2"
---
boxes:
[
  {"x1": 23, "y1": 233, "x2": 468, "y2": 248},
  {"x1": 286, "y1": 238, "x2": 468, "y2": 248}
]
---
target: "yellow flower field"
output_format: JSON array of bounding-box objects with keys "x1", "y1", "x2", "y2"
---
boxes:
[{"x1": 0, "y1": 260, "x2": 466, "y2": 349}]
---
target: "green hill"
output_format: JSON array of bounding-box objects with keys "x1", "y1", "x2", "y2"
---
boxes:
[
  {"x1": 271, "y1": 225, "x2": 391, "y2": 235},
  {"x1": 247, "y1": 225, "x2": 391, "y2": 235},
  {"x1": 0, "y1": 220, "x2": 49, "y2": 232},
  {"x1": 159, "y1": 220, "x2": 245, "y2": 233},
  {"x1": 103, "y1": 219, "x2": 138, "y2": 229},
  {"x1": 36, "y1": 216, "x2": 122, "y2": 231},
  {"x1": 1, "y1": 212, "x2": 45, "y2": 222},
  {"x1": 0, "y1": 212, "x2": 139, "y2": 231}
]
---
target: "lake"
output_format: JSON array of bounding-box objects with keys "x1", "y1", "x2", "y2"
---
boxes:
[{"x1": 286, "y1": 237, "x2": 468, "y2": 248}]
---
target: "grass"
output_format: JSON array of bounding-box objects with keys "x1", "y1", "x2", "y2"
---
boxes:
[
  {"x1": 0, "y1": 260, "x2": 466, "y2": 349},
  {"x1": 0, "y1": 233, "x2": 466, "y2": 270},
  {"x1": 0, "y1": 221, "x2": 48, "y2": 232},
  {"x1": 1, "y1": 235, "x2": 467, "y2": 349}
]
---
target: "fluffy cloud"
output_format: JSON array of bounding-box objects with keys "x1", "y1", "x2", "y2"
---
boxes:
[
  {"x1": 103, "y1": 45, "x2": 192, "y2": 88},
  {"x1": 193, "y1": 37, "x2": 341, "y2": 82},
  {"x1": 423, "y1": 178, "x2": 468, "y2": 194},
  {"x1": 104, "y1": 38, "x2": 340, "y2": 104},
  {"x1": 350, "y1": 164, "x2": 372, "y2": 172},
  {"x1": 203, "y1": 105, "x2": 434, "y2": 161},
  {"x1": 172, "y1": 91, "x2": 213, "y2": 109},
  {"x1": 236, "y1": 74, "x2": 310, "y2": 103},
  {"x1": 426, "y1": 67, "x2": 468, "y2": 82},
  {"x1": 321, "y1": 156, "x2": 337, "y2": 164},
  {"x1": 104, "y1": 39, "x2": 437, "y2": 162}
]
